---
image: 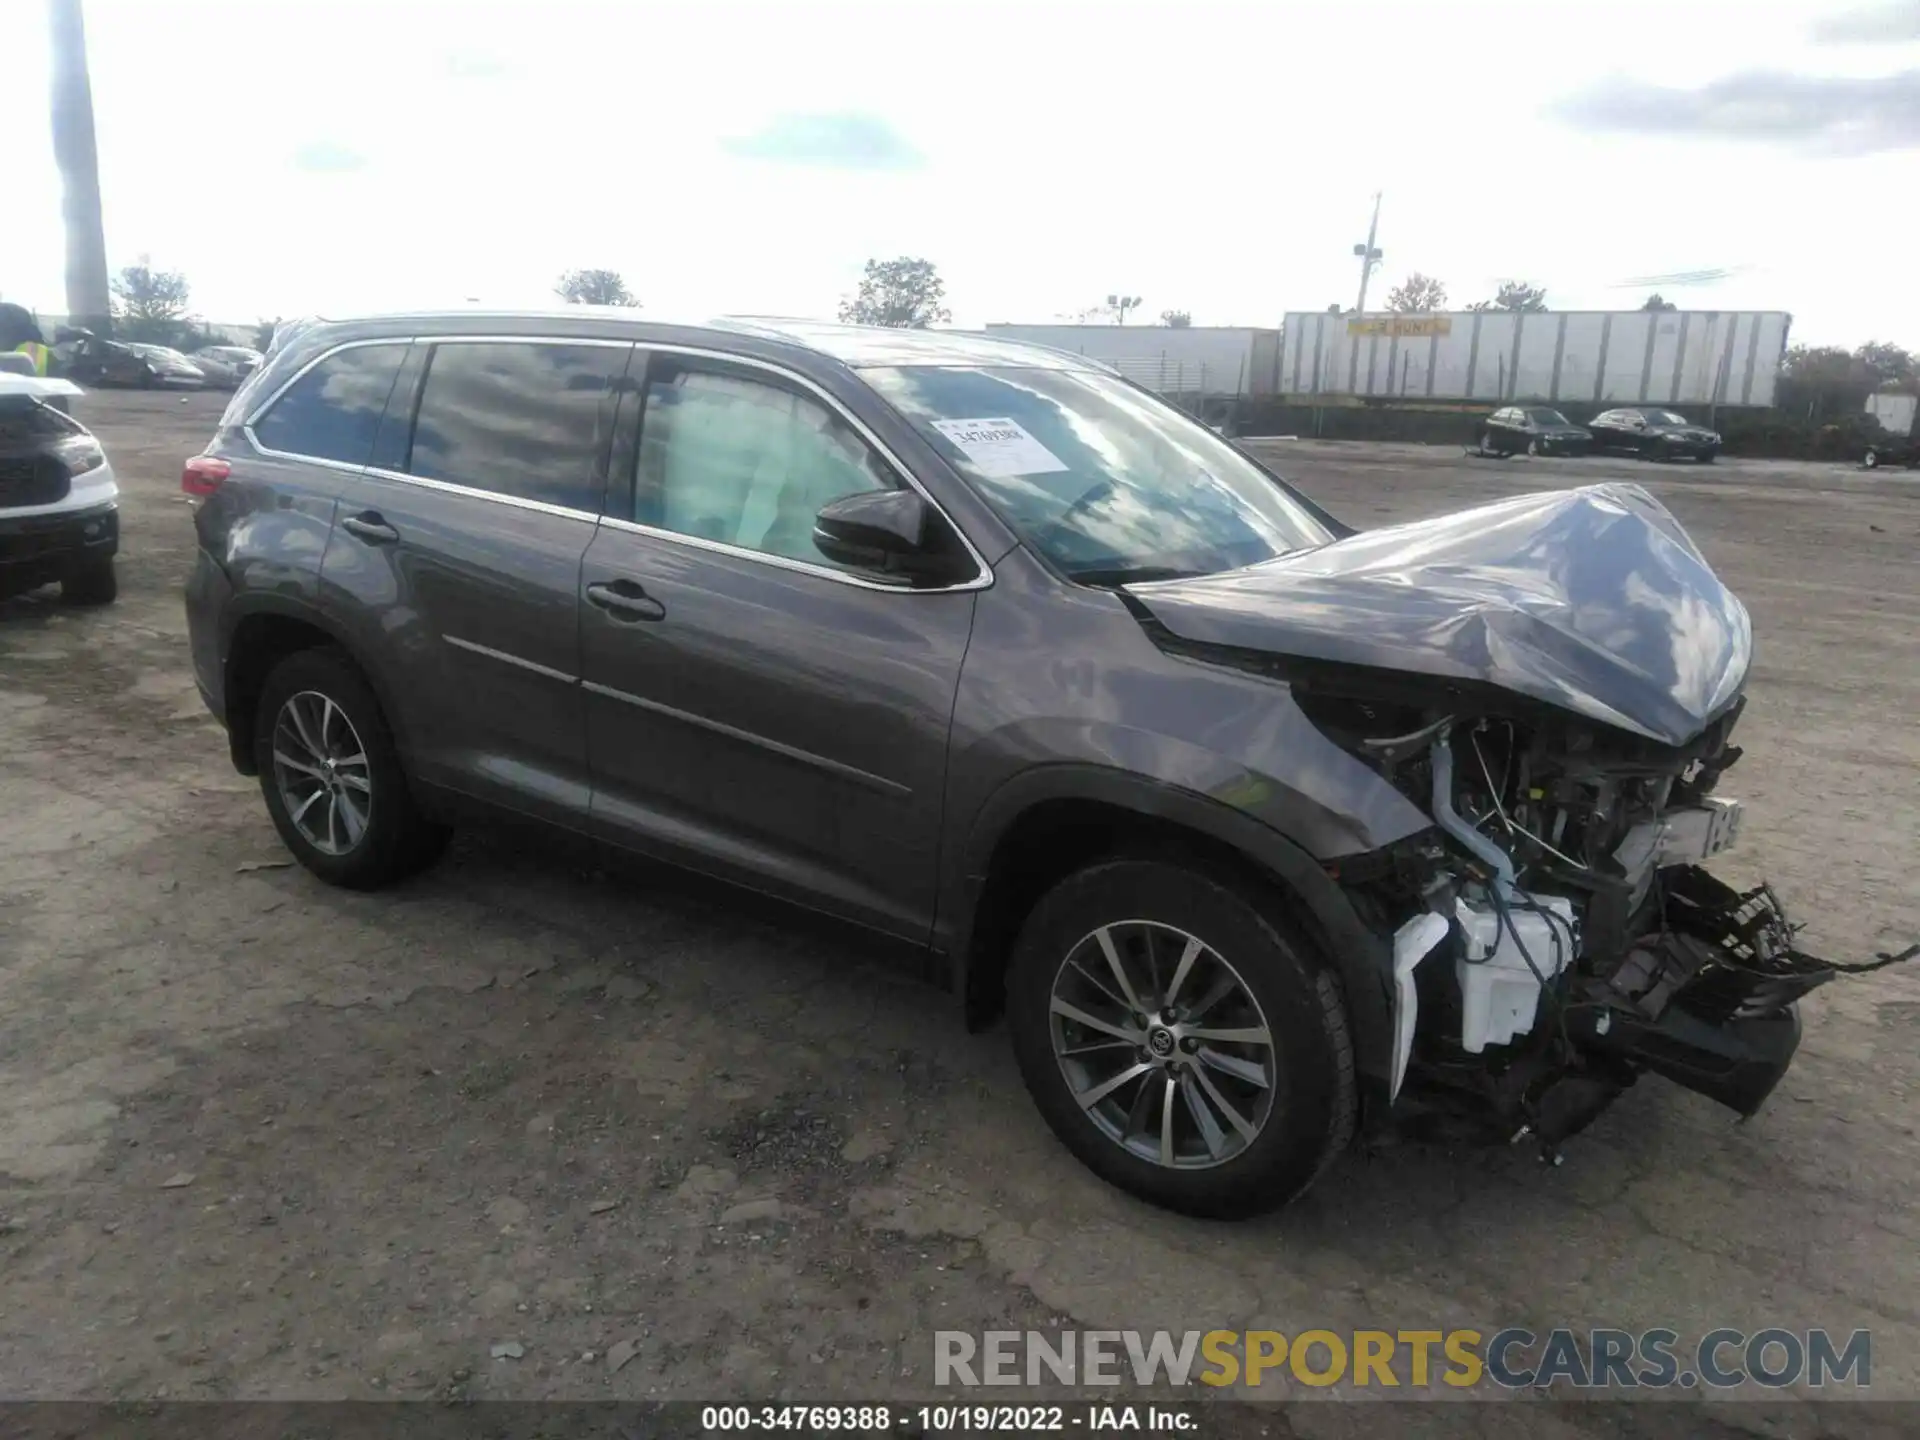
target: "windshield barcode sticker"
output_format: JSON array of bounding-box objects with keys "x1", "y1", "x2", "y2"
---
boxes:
[{"x1": 930, "y1": 417, "x2": 1069, "y2": 478}]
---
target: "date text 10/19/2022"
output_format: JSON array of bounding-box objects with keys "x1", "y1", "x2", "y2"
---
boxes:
[{"x1": 701, "y1": 1407, "x2": 1193, "y2": 1432}]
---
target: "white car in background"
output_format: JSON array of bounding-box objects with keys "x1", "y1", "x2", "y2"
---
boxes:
[{"x1": 0, "y1": 374, "x2": 119, "y2": 604}]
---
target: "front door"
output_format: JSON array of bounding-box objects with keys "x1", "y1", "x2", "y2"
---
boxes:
[
  {"x1": 579, "y1": 350, "x2": 980, "y2": 940},
  {"x1": 319, "y1": 336, "x2": 632, "y2": 825}
]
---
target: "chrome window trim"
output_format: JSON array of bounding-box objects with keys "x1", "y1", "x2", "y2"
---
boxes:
[
  {"x1": 360, "y1": 464, "x2": 604, "y2": 524},
  {"x1": 242, "y1": 331, "x2": 994, "y2": 595},
  {"x1": 444, "y1": 634, "x2": 578, "y2": 684}
]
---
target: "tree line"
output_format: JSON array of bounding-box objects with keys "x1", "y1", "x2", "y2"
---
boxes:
[{"x1": 62, "y1": 255, "x2": 1919, "y2": 397}]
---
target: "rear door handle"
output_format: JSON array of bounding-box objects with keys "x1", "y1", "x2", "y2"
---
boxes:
[
  {"x1": 585, "y1": 578, "x2": 666, "y2": 623},
  {"x1": 341, "y1": 512, "x2": 399, "y2": 544}
]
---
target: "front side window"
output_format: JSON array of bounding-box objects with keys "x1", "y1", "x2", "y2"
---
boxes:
[
  {"x1": 865, "y1": 365, "x2": 1334, "y2": 584},
  {"x1": 251, "y1": 343, "x2": 408, "y2": 465},
  {"x1": 634, "y1": 360, "x2": 896, "y2": 569},
  {"x1": 407, "y1": 341, "x2": 629, "y2": 512}
]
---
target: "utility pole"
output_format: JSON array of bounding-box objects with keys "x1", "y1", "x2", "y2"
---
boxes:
[
  {"x1": 1352, "y1": 191, "x2": 1383, "y2": 316},
  {"x1": 48, "y1": 0, "x2": 112, "y2": 333}
]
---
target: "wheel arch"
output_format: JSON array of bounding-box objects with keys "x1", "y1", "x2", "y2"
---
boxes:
[
  {"x1": 221, "y1": 595, "x2": 409, "y2": 777},
  {"x1": 944, "y1": 765, "x2": 1394, "y2": 1107}
]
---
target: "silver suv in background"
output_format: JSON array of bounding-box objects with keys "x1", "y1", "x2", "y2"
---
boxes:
[{"x1": 182, "y1": 311, "x2": 1895, "y2": 1217}]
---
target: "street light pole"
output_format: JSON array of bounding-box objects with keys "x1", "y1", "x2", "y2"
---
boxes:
[
  {"x1": 48, "y1": 0, "x2": 112, "y2": 333},
  {"x1": 1352, "y1": 191, "x2": 1383, "y2": 316}
]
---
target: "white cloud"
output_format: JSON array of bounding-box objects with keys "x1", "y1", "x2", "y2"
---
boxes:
[{"x1": 0, "y1": 0, "x2": 1907, "y2": 346}]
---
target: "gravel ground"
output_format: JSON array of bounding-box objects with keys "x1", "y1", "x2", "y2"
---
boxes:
[{"x1": 1, "y1": 392, "x2": 1916, "y2": 1434}]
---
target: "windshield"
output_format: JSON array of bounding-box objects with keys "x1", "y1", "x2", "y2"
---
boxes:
[
  {"x1": 864, "y1": 365, "x2": 1334, "y2": 582},
  {"x1": 1525, "y1": 408, "x2": 1572, "y2": 426}
]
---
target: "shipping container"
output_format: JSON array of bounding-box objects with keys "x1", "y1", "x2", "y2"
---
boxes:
[
  {"x1": 978, "y1": 325, "x2": 1284, "y2": 396},
  {"x1": 1280, "y1": 310, "x2": 1792, "y2": 409}
]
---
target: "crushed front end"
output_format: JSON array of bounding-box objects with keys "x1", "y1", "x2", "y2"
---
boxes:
[
  {"x1": 1125, "y1": 482, "x2": 1916, "y2": 1154},
  {"x1": 1305, "y1": 692, "x2": 1909, "y2": 1153}
]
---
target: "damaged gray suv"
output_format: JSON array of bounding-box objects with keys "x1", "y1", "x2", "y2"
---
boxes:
[{"x1": 183, "y1": 312, "x2": 1910, "y2": 1217}]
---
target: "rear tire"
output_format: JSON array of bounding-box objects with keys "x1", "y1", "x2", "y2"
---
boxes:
[
  {"x1": 253, "y1": 646, "x2": 449, "y2": 889},
  {"x1": 60, "y1": 556, "x2": 116, "y2": 606},
  {"x1": 1526, "y1": 439, "x2": 1541, "y2": 457},
  {"x1": 1007, "y1": 859, "x2": 1355, "y2": 1218},
  {"x1": 1481, "y1": 431, "x2": 1503, "y2": 457},
  {"x1": 1863, "y1": 449, "x2": 1879, "y2": 469}
]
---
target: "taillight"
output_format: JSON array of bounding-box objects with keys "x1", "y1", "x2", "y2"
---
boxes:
[{"x1": 182, "y1": 455, "x2": 230, "y2": 497}]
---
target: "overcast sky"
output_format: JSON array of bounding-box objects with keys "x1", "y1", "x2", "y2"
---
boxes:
[{"x1": 1, "y1": 0, "x2": 1915, "y2": 346}]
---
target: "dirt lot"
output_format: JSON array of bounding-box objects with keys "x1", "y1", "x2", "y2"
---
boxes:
[{"x1": 2, "y1": 391, "x2": 1916, "y2": 1428}]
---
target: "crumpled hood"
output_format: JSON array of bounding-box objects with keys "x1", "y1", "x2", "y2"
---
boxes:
[{"x1": 1126, "y1": 482, "x2": 1752, "y2": 746}]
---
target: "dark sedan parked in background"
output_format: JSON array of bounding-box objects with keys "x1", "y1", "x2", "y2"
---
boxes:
[
  {"x1": 58, "y1": 337, "x2": 204, "y2": 390},
  {"x1": 1479, "y1": 406, "x2": 1591, "y2": 457},
  {"x1": 1862, "y1": 435, "x2": 1919, "y2": 470},
  {"x1": 190, "y1": 346, "x2": 264, "y2": 389},
  {"x1": 1588, "y1": 407, "x2": 1721, "y2": 462}
]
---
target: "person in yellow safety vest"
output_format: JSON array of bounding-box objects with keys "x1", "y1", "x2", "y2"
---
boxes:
[{"x1": 0, "y1": 302, "x2": 53, "y2": 374}]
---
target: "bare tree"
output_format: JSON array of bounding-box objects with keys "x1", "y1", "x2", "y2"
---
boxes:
[
  {"x1": 48, "y1": 0, "x2": 112, "y2": 333},
  {"x1": 1386, "y1": 273, "x2": 1448, "y2": 313},
  {"x1": 1159, "y1": 309, "x2": 1192, "y2": 328},
  {"x1": 1640, "y1": 294, "x2": 1677, "y2": 312},
  {"x1": 555, "y1": 269, "x2": 639, "y2": 306}
]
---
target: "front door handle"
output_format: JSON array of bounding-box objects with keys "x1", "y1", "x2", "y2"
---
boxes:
[
  {"x1": 341, "y1": 512, "x2": 399, "y2": 544},
  {"x1": 585, "y1": 579, "x2": 666, "y2": 623}
]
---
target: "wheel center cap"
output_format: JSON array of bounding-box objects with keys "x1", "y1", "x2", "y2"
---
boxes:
[{"x1": 1146, "y1": 1026, "x2": 1177, "y2": 1059}]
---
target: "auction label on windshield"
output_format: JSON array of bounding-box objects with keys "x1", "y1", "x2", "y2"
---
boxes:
[{"x1": 931, "y1": 417, "x2": 1069, "y2": 478}]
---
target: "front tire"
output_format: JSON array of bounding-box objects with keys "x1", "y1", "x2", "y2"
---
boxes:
[
  {"x1": 1863, "y1": 449, "x2": 1879, "y2": 470},
  {"x1": 253, "y1": 647, "x2": 448, "y2": 889},
  {"x1": 1526, "y1": 438, "x2": 1542, "y2": 457},
  {"x1": 60, "y1": 556, "x2": 116, "y2": 605},
  {"x1": 1007, "y1": 859, "x2": 1356, "y2": 1218}
]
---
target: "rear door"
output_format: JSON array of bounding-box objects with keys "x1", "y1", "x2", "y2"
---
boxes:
[
  {"x1": 577, "y1": 348, "x2": 983, "y2": 940},
  {"x1": 317, "y1": 336, "x2": 632, "y2": 826}
]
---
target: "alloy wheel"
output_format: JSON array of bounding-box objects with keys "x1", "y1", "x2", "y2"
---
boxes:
[
  {"x1": 1048, "y1": 921, "x2": 1277, "y2": 1169},
  {"x1": 271, "y1": 689, "x2": 373, "y2": 856}
]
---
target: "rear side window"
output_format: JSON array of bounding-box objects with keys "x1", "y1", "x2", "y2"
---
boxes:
[
  {"x1": 250, "y1": 344, "x2": 407, "y2": 464},
  {"x1": 406, "y1": 341, "x2": 629, "y2": 512}
]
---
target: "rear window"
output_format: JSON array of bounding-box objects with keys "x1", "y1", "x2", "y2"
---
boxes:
[
  {"x1": 405, "y1": 341, "x2": 629, "y2": 512},
  {"x1": 250, "y1": 344, "x2": 408, "y2": 465}
]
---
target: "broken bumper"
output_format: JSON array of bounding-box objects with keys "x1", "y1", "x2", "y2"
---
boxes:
[{"x1": 1570, "y1": 867, "x2": 1910, "y2": 1120}]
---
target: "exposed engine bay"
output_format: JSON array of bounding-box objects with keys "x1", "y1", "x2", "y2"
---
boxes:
[
  {"x1": 1126, "y1": 482, "x2": 1918, "y2": 1156},
  {"x1": 1304, "y1": 688, "x2": 1910, "y2": 1154}
]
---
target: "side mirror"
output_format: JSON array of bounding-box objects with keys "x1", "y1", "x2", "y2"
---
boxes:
[{"x1": 813, "y1": 489, "x2": 964, "y2": 584}]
